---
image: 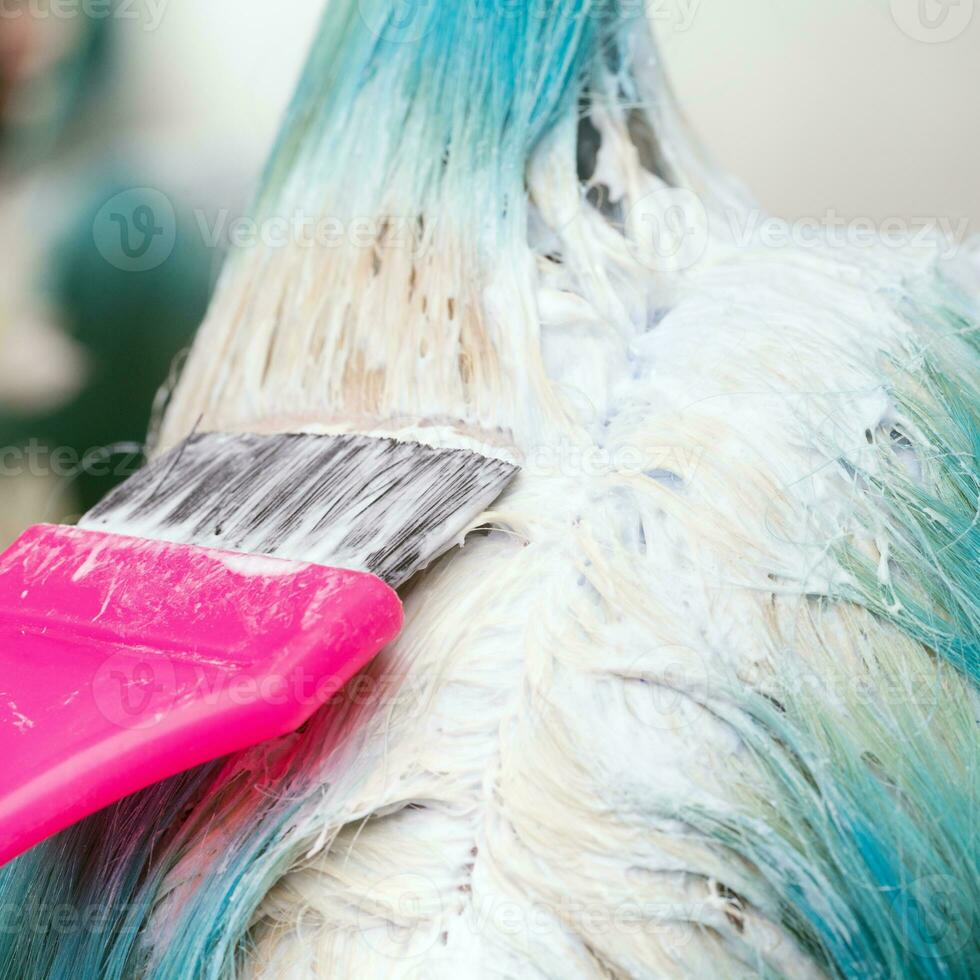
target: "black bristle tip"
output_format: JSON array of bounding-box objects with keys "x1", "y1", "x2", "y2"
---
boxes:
[{"x1": 82, "y1": 433, "x2": 518, "y2": 587}]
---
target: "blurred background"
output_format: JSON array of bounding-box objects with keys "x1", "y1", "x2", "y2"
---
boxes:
[
  {"x1": 653, "y1": 0, "x2": 980, "y2": 237},
  {"x1": 0, "y1": 0, "x2": 977, "y2": 543}
]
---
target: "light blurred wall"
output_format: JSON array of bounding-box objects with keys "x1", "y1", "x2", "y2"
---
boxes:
[
  {"x1": 653, "y1": 0, "x2": 980, "y2": 235},
  {"x1": 107, "y1": 0, "x2": 324, "y2": 200}
]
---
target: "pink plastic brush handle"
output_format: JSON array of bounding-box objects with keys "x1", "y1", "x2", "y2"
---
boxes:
[{"x1": 0, "y1": 524, "x2": 403, "y2": 866}]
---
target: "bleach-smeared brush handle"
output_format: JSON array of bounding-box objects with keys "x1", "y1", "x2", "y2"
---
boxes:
[{"x1": 0, "y1": 525, "x2": 403, "y2": 867}]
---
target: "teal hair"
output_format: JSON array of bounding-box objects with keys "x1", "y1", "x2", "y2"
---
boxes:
[
  {"x1": 0, "y1": 763, "x2": 221, "y2": 979},
  {"x1": 675, "y1": 644, "x2": 978, "y2": 978},
  {"x1": 660, "y1": 283, "x2": 980, "y2": 978},
  {"x1": 258, "y1": 0, "x2": 616, "y2": 222},
  {"x1": 842, "y1": 285, "x2": 980, "y2": 684}
]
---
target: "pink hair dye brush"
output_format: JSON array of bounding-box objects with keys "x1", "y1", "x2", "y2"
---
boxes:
[{"x1": 0, "y1": 432, "x2": 516, "y2": 866}]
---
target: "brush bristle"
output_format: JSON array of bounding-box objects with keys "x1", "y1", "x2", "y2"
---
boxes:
[{"x1": 81, "y1": 433, "x2": 517, "y2": 587}]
